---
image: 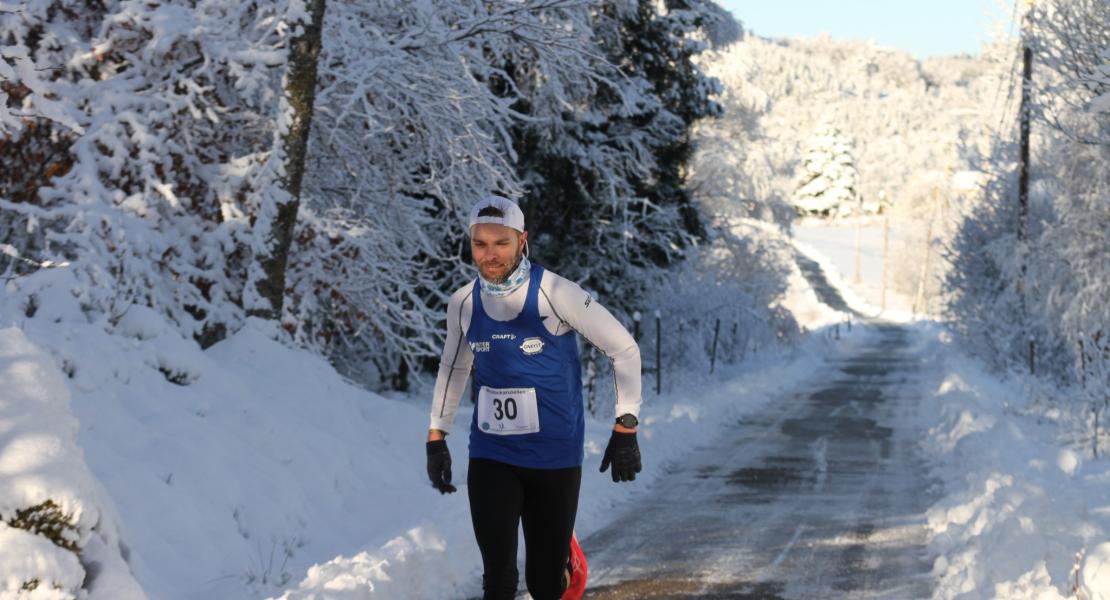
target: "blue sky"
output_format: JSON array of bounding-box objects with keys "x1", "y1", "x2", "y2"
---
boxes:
[{"x1": 717, "y1": 0, "x2": 1013, "y2": 58}]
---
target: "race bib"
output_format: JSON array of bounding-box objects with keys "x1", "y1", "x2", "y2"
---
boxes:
[{"x1": 477, "y1": 386, "x2": 540, "y2": 436}]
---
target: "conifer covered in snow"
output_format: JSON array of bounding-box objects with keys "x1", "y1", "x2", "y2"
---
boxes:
[
  {"x1": 790, "y1": 121, "x2": 863, "y2": 217},
  {"x1": 516, "y1": 0, "x2": 724, "y2": 320}
]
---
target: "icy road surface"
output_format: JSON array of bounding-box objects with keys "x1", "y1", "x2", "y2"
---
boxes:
[
  {"x1": 583, "y1": 324, "x2": 937, "y2": 599},
  {"x1": 581, "y1": 257, "x2": 938, "y2": 599}
]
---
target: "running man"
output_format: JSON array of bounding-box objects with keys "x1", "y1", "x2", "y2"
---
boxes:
[{"x1": 426, "y1": 195, "x2": 643, "y2": 600}]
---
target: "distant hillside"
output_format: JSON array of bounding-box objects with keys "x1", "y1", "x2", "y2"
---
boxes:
[{"x1": 691, "y1": 34, "x2": 1007, "y2": 222}]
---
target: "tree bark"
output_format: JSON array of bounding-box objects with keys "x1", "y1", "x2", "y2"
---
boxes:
[{"x1": 246, "y1": 0, "x2": 327, "y2": 320}]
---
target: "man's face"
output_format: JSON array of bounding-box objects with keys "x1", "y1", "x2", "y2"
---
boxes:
[{"x1": 471, "y1": 223, "x2": 527, "y2": 283}]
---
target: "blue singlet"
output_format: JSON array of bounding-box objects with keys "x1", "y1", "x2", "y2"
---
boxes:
[{"x1": 467, "y1": 264, "x2": 584, "y2": 469}]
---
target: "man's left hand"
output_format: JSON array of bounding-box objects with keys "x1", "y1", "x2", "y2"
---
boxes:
[{"x1": 600, "y1": 430, "x2": 641, "y2": 482}]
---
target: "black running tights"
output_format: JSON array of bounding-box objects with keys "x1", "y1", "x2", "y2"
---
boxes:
[{"x1": 467, "y1": 458, "x2": 582, "y2": 600}]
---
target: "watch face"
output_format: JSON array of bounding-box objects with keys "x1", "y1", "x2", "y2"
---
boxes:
[{"x1": 618, "y1": 414, "x2": 638, "y2": 428}]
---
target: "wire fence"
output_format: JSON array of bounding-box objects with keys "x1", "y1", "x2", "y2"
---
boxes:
[{"x1": 581, "y1": 307, "x2": 802, "y2": 415}]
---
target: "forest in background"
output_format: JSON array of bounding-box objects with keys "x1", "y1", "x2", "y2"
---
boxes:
[{"x1": 1, "y1": 0, "x2": 797, "y2": 394}]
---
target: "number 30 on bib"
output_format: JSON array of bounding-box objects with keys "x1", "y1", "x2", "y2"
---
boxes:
[{"x1": 477, "y1": 386, "x2": 540, "y2": 435}]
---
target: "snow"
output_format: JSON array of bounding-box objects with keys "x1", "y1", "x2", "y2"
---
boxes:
[
  {"x1": 0, "y1": 255, "x2": 835, "y2": 598},
  {"x1": 919, "y1": 326, "x2": 1110, "y2": 600},
  {"x1": 0, "y1": 328, "x2": 143, "y2": 599},
  {"x1": 0, "y1": 522, "x2": 84, "y2": 599},
  {"x1": 790, "y1": 230, "x2": 1110, "y2": 600}
]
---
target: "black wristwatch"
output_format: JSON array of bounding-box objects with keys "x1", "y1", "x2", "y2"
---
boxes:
[{"x1": 615, "y1": 413, "x2": 638, "y2": 428}]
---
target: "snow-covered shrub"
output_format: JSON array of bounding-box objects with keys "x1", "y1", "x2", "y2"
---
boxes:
[
  {"x1": 638, "y1": 221, "x2": 799, "y2": 380},
  {"x1": 6, "y1": 500, "x2": 80, "y2": 554}
]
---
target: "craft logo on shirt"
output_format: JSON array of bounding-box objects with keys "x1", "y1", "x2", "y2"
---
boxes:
[
  {"x1": 520, "y1": 337, "x2": 544, "y2": 355},
  {"x1": 492, "y1": 333, "x2": 517, "y2": 340},
  {"x1": 470, "y1": 341, "x2": 490, "y2": 353}
]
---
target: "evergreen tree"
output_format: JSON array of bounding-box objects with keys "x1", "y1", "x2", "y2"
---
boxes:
[
  {"x1": 790, "y1": 121, "x2": 863, "y2": 217},
  {"x1": 514, "y1": 0, "x2": 723, "y2": 317},
  {"x1": 632, "y1": 0, "x2": 725, "y2": 237}
]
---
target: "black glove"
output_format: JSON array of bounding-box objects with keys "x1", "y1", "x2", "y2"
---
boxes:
[
  {"x1": 600, "y1": 430, "x2": 641, "y2": 482},
  {"x1": 426, "y1": 439, "x2": 457, "y2": 494}
]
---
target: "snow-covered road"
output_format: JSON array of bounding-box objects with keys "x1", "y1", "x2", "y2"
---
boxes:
[{"x1": 581, "y1": 322, "x2": 938, "y2": 599}]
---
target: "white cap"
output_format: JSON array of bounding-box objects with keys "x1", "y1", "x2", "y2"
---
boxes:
[{"x1": 468, "y1": 195, "x2": 525, "y2": 233}]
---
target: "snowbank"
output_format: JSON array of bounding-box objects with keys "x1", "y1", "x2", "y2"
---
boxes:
[
  {"x1": 3, "y1": 278, "x2": 473, "y2": 599},
  {"x1": 0, "y1": 328, "x2": 144, "y2": 599},
  {"x1": 919, "y1": 323, "x2": 1110, "y2": 600}
]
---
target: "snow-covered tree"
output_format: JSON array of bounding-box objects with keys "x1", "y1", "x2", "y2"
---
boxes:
[
  {"x1": 790, "y1": 121, "x2": 863, "y2": 217},
  {"x1": 0, "y1": 1, "x2": 318, "y2": 347},
  {"x1": 280, "y1": 0, "x2": 605, "y2": 387},
  {"x1": 0, "y1": 0, "x2": 612, "y2": 388},
  {"x1": 245, "y1": 0, "x2": 327, "y2": 321},
  {"x1": 0, "y1": 0, "x2": 791, "y2": 396},
  {"x1": 515, "y1": 0, "x2": 723, "y2": 320},
  {"x1": 946, "y1": 0, "x2": 1110, "y2": 401}
]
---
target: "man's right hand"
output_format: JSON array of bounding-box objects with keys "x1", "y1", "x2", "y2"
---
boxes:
[{"x1": 426, "y1": 439, "x2": 457, "y2": 494}]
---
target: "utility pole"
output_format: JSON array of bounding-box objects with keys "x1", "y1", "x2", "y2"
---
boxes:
[
  {"x1": 881, "y1": 212, "x2": 890, "y2": 312},
  {"x1": 853, "y1": 217, "x2": 862, "y2": 284},
  {"x1": 1017, "y1": 0, "x2": 1033, "y2": 281},
  {"x1": 913, "y1": 164, "x2": 951, "y2": 316},
  {"x1": 913, "y1": 188, "x2": 936, "y2": 316}
]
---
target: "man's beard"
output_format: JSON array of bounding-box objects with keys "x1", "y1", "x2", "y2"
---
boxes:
[{"x1": 480, "y1": 253, "x2": 522, "y2": 284}]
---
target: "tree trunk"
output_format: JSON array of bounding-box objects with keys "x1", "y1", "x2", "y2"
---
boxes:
[{"x1": 246, "y1": 0, "x2": 327, "y2": 320}]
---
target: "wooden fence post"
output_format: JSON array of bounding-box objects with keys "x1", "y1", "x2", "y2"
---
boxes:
[
  {"x1": 710, "y1": 318, "x2": 721, "y2": 374},
  {"x1": 1080, "y1": 338, "x2": 1087, "y2": 389},
  {"x1": 1029, "y1": 339, "x2": 1036, "y2": 375},
  {"x1": 655, "y1": 310, "x2": 662, "y2": 396}
]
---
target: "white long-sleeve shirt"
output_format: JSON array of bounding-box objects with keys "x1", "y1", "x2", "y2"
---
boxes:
[{"x1": 429, "y1": 269, "x2": 642, "y2": 433}]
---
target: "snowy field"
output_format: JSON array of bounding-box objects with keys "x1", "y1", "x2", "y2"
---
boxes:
[{"x1": 2, "y1": 238, "x2": 1109, "y2": 599}]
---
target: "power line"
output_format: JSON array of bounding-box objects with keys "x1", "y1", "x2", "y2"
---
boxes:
[
  {"x1": 989, "y1": 0, "x2": 1024, "y2": 141},
  {"x1": 987, "y1": 0, "x2": 1022, "y2": 124}
]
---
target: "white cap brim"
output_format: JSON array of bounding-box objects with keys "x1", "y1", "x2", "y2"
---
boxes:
[{"x1": 468, "y1": 195, "x2": 525, "y2": 233}]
